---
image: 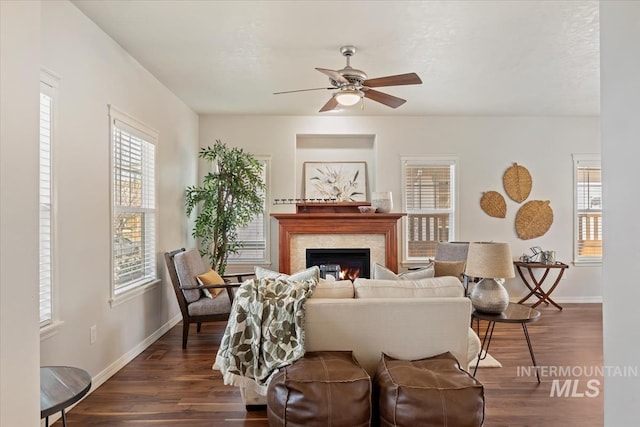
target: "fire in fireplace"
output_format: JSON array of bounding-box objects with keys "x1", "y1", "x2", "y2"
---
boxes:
[{"x1": 306, "y1": 248, "x2": 371, "y2": 280}]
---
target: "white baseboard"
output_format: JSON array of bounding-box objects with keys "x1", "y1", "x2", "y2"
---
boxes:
[
  {"x1": 509, "y1": 296, "x2": 603, "y2": 304},
  {"x1": 91, "y1": 313, "x2": 182, "y2": 388},
  {"x1": 551, "y1": 296, "x2": 602, "y2": 304},
  {"x1": 42, "y1": 314, "x2": 182, "y2": 426}
]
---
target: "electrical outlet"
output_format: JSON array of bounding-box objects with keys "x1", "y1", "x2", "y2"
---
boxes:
[{"x1": 90, "y1": 325, "x2": 97, "y2": 344}]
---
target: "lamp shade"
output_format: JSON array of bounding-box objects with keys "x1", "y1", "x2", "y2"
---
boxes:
[
  {"x1": 335, "y1": 89, "x2": 363, "y2": 106},
  {"x1": 464, "y1": 242, "x2": 515, "y2": 279}
]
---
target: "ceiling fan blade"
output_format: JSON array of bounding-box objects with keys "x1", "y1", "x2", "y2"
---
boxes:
[
  {"x1": 315, "y1": 68, "x2": 349, "y2": 84},
  {"x1": 363, "y1": 89, "x2": 406, "y2": 108},
  {"x1": 319, "y1": 96, "x2": 339, "y2": 112},
  {"x1": 363, "y1": 72, "x2": 422, "y2": 88},
  {"x1": 273, "y1": 87, "x2": 333, "y2": 95}
]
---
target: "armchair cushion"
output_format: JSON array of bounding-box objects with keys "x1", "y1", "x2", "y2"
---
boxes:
[
  {"x1": 173, "y1": 249, "x2": 207, "y2": 303},
  {"x1": 187, "y1": 291, "x2": 232, "y2": 316},
  {"x1": 372, "y1": 262, "x2": 434, "y2": 280},
  {"x1": 196, "y1": 269, "x2": 225, "y2": 298}
]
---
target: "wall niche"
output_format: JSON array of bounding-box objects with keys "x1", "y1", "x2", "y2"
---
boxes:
[{"x1": 295, "y1": 134, "x2": 376, "y2": 200}]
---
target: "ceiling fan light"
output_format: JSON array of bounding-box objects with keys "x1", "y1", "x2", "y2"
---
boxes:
[{"x1": 335, "y1": 89, "x2": 363, "y2": 107}]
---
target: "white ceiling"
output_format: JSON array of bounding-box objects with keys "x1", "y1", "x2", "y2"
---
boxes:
[{"x1": 72, "y1": 0, "x2": 600, "y2": 116}]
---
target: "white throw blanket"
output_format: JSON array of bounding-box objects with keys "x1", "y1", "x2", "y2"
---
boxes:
[{"x1": 213, "y1": 277, "x2": 316, "y2": 395}]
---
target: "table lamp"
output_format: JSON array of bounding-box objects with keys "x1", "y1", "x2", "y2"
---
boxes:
[{"x1": 465, "y1": 242, "x2": 515, "y2": 313}]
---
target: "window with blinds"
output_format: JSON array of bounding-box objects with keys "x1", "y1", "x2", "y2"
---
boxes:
[
  {"x1": 402, "y1": 158, "x2": 456, "y2": 260},
  {"x1": 110, "y1": 108, "x2": 157, "y2": 294},
  {"x1": 574, "y1": 155, "x2": 602, "y2": 263},
  {"x1": 228, "y1": 158, "x2": 270, "y2": 263},
  {"x1": 39, "y1": 83, "x2": 53, "y2": 326}
]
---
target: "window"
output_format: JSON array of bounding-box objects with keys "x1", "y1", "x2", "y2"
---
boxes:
[
  {"x1": 110, "y1": 106, "x2": 158, "y2": 299},
  {"x1": 573, "y1": 154, "x2": 602, "y2": 263},
  {"x1": 228, "y1": 157, "x2": 270, "y2": 264},
  {"x1": 39, "y1": 79, "x2": 55, "y2": 327},
  {"x1": 402, "y1": 158, "x2": 457, "y2": 261}
]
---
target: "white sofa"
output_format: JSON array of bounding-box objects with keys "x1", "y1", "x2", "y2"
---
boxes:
[{"x1": 239, "y1": 275, "x2": 481, "y2": 407}]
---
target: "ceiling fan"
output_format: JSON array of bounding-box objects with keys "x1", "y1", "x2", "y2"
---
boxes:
[{"x1": 274, "y1": 45, "x2": 422, "y2": 112}]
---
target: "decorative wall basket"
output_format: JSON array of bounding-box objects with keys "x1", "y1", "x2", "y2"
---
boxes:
[
  {"x1": 515, "y1": 200, "x2": 554, "y2": 240},
  {"x1": 480, "y1": 191, "x2": 507, "y2": 218},
  {"x1": 503, "y1": 163, "x2": 532, "y2": 203}
]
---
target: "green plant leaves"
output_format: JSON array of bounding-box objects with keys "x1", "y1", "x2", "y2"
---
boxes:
[{"x1": 184, "y1": 140, "x2": 265, "y2": 274}]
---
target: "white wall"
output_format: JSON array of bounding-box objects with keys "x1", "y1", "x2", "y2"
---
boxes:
[
  {"x1": 0, "y1": 2, "x2": 42, "y2": 425},
  {"x1": 600, "y1": 1, "x2": 640, "y2": 424},
  {"x1": 35, "y1": 0, "x2": 198, "y2": 392},
  {"x1": 200, "y1": 115, "x2": 601, "y2": 301}
]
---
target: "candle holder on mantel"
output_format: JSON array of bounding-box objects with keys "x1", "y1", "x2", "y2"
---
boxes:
[{"x1": 273, "y1": 198, "x2": 338, "y2": 205}]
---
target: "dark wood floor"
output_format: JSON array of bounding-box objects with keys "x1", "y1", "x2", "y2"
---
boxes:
[{"x1": 60, "y1": 303, "x2": 603, "y2": 426}]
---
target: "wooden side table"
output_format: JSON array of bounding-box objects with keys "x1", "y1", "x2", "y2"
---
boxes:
[
  {"x1": 514, "y1": 261, "x2": 569, "y2": 310},
  {"x1": 40, "y1": 366, "x2": 92, "y2": 427}
]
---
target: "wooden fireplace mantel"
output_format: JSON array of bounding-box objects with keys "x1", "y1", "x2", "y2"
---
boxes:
[{"x1": 271, "y1": 213, "x2": 405, "y2": 274}]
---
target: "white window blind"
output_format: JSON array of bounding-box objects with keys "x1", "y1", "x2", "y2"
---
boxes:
[
  {"x1": 574, "y1": 155, "x2": 602, "y2": 263},
  {"x1": 402, "y1": 158, "x2": 456, "y2": 260},
  {"x1": 228, "y1": 158, "x2": 269, "y2": 263},
  {"x1": 111, "y1": 110, "x2": 157, "y2": 294},
  {"x1": 39, "y1": 84, "x2": 53, "y2": 326}
]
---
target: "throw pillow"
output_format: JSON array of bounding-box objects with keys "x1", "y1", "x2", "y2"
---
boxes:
[
  {"x1": 372, "y1": 262, "x2": 434, "y2": 280},
  {"x1": 254, "y1": 265, "x2": 320, "y2": 282},
  {"x1": 434, "y1": 260, "x2": 466, "y2": 282},
  {"x1": 196, "y1": 269, "x2": 225, "y2": 298}
]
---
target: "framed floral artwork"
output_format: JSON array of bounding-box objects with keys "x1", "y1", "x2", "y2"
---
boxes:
[{"x1": 303, "y1": 162, "x2": 368, "y2": 202}]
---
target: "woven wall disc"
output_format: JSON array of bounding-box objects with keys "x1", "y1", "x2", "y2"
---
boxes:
[
  {"x1": 480, "y1": 191, "x2": 507, "y2": 218},
  {"x1": 515, "y1": 200, "x2": 553, "y2": 240},
  {"x1": 503, "y1": 163, "x2": 532, "y2": 203}
]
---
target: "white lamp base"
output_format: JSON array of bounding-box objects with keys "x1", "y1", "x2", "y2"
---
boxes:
[{"x1": 470, "y1": 278, "x2": 509, "y2": 313}]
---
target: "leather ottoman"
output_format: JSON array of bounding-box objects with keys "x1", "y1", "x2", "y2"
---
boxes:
[
  {"x1": 374, "y1": 352, "x2": 484, "y2": 427},
  {"x1": 267, "y1": 351, "x2": 371, "y2": 427}
]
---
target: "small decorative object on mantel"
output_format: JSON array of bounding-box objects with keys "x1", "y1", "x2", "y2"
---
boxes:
[
  {"x1": 358, "y1": 206, "x2": 377, "y2": 214},
  {"x1": 480, "y1": 191, "x2": 507, "y2": 218},
  {"x1": 515, "y1": 200, "x2": 554, "y2": 240},
  {"x1": 371, "y1": 191, "x2": 393, "y2": 213},
  {"x1": 503, "y1": 162, "x2": 532, "y2": 203}
]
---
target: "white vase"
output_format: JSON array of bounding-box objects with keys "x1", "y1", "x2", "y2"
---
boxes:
[{"x1": 371, "y1": 191, "x2": 393, "y2": 213}]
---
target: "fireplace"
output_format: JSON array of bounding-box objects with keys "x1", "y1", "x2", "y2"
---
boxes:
[
  {"x1": 306, "y1": 248, "x2": 371, "y2": 280},
  {"x1": 272, "y1": 212, "x2": 405, "y2": 274}
]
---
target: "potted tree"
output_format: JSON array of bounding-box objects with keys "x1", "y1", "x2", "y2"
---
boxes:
[{"x1": 185, "y1": 140, "x2": 265, "y2": 275}]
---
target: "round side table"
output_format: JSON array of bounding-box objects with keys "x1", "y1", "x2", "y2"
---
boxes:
[
  {"x1": 472, "y1": 303, "x2": 542, "y2": 383},
  {"x1": 40, "y1": 366, "x2": 92, "y2": 427}
]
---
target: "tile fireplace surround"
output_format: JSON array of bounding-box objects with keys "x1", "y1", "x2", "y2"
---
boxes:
[{"x1": 271, "y1": 212, "x2": 405, "y2": 274}]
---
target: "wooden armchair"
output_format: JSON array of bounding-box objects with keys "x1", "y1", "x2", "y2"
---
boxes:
[{"x1": 164, "y1": 248, "x2": 253, "y2": 348}]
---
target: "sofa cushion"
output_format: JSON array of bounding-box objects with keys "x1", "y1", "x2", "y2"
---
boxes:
[
  {"x1": 372, "y1": 262, "x2": 434, "y2": 280},
  {"x1": 196, "y1": 269, "x2": 225, "y2": 298},
  {"x1": 311, "y1": 279, "x2": 354, "y2": 299},
  {"x1": 353, "y1": 276, "x2": 464, "y2": 299},
  {"x1": 255, "y1": 265, "x2": 320, "y2": 282},
  {"x1": 434, "y1": 260, "x2": 466, "y2": 282}
]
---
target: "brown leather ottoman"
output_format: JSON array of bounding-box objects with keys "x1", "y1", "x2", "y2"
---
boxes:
[
  {"x1": 374, "y1": 352, "x2": 485, "y2": 427},
  {"x1": 267, "y1": 351, "x2": 371, "y2": 427}
]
